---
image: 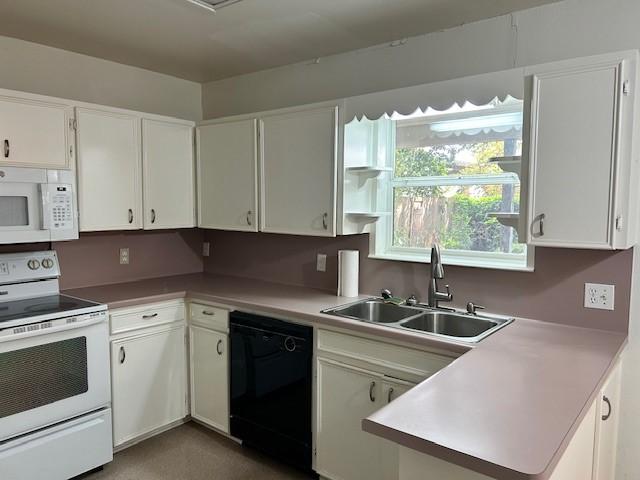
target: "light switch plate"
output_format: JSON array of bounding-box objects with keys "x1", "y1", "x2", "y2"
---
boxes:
[
  {"x1": 584, "y1": 283, "x2": 615, "y2": 311},
  {"x1": 202, "y1": 242, "x2": 210, "y2": 257},
  {"x1": 119, "y1": 248, "x2": 130, "y2": 265},
  {"x1": 316, "y1": 253, "x2": 327, "y2": 272}
]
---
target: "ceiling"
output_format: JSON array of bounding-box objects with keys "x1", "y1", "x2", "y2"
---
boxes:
[{"x1": 0, "y1": 0, "x2": 560, "y2": 83}]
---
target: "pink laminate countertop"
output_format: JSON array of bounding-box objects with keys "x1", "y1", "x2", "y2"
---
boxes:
[{"x1": 63, "y1": 273, "x2": 626, "y2": 480}]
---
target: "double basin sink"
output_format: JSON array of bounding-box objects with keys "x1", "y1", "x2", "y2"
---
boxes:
[{"x1": 322, "y1": 298, "x2": 513, "y2": 343}]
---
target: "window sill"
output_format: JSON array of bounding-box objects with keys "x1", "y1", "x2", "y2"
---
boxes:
[{"x1": 368, "y1": 251, "x2": 535, "y2": 272}]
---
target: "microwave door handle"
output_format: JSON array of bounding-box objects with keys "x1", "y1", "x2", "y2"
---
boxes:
[{"x1": 40, "y1": 184, "x2": 51, "y2": 230}]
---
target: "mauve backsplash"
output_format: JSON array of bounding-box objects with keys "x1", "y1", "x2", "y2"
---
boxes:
[
  {"x1": 0, "y1": 229, "x2": 204, "y2": 290},
  {"x1": 203, "y1": 230, "x2": 633, "y2": 333}
]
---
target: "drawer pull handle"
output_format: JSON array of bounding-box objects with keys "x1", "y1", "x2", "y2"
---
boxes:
[
  {"x1": 369, "y1": 381, "x2": 376, "y2": 402},
  {"x1": 151, "y1": 209, "x2": 156, "y2": 224},
  {"x1": 246, "y1": 211, "x2": 252, "y2": 226},
  {"x1": 3, "y1": 139, "x2": 9, "y2": 158},
  {"x1": 387, "y1": 387, "x2": 395, "y2": 403},
  {"x1": 142, "y1": 313, "x2": 158, "y2": 319},
  {"x1": 602, "y1": 395, "x2": 612, "y2": 421},
  {"x1": 216, "y1": 339, "x2": 224, "y2": 355},
  {"x1": 202, "y1": 310, "x2": 215, "y2": 316},
  {"x1": 322, "y1": 212, "x2": 328, "y2": 230},
  {"x1": 119, "y1": 346, "x2": 126, "y2": 364},
  {"x1": 128, "y1": 209, "x2": 134, "y2": 224}
]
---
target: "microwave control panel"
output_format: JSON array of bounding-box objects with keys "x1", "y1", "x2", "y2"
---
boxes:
[{"x1": 46, "y1": 184, "x2": 73, "y2": 230}]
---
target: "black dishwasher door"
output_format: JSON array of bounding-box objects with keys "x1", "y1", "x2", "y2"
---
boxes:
[{"x1": 230, "y1": 311, "x2": 313, "y2": 472}]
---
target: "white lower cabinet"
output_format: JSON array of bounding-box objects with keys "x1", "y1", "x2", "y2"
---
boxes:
[
  {"x1": 110, "y1": 302, "x2": 188, "y2": 448},
  {"x1": 317, "y1": 359, "x2": 391, "y2": 480},
  {"x1": 189, "y1": 325, "x2": 229, "y2": 433},
  {"x1": 315, "y1": 329, "x2": 452, "y2": 480}
]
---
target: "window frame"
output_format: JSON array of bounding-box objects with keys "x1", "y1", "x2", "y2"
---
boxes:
[{"x1": 369, "y1": 112, "x2": 534, "y2": 272}]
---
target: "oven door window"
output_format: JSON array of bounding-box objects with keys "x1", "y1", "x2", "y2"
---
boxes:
[
  {"x1": 0, "y1": 196, "x2": 29, "y2": 226},
  {"x1": 0, "y1": 337, "x2": 88, "y2": 419}
]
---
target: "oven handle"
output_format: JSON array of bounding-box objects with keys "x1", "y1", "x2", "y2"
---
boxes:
[{"x1": 0, "y1": 315, "x2": 106, "y2": 343}]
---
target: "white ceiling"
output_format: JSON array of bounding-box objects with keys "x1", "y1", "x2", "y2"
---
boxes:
[{"x1": 0, "y1": 0, "x2": 560, "y2": 82}]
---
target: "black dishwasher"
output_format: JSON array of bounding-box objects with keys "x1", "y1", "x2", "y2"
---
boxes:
[{"x1": 230, "y1": 311, "x2": 313, "y2": 472}]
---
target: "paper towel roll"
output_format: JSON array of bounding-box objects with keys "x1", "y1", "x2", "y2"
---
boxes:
[{"x1": 338, "y1": 250, "x2": 359, "y2": 297}]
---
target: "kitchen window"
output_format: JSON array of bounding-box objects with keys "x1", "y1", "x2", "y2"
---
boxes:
[{"x1": 355, "y1": 97, "x2": 532, "y2": 270}]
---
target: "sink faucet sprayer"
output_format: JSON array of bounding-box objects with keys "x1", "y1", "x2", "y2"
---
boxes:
[{"x1": 428, "y1": 244, "x2": 453, "y2": 308}]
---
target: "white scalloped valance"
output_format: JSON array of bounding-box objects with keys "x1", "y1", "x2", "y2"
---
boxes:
[{"x1": 344, "y1": 67, "x2": 525, "y2": 122}]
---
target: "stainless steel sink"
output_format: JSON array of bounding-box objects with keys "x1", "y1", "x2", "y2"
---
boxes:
[
  {"x1": 322, "y1": 298, "x2": 513, "y2": 343},
  {"x1": 399, "y1": 311, "x2": 500, "y2": 338},
  {"x1": 327, "y1": 299, "x2": 423, "y2": 324}
]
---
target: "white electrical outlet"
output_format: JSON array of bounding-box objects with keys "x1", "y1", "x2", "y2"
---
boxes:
[
  {"x1": 119, "y1": 248, "x2": 130, "y2": 265},
  {"x1": 584, "y1": 283, "x2": 615, "y2": 311},
  {"x1": 202, "y1": 242, "x2": 210, "y2": 257},
  {"x1": 316, "y1": 253, "x2": 327, "y2": 272}
]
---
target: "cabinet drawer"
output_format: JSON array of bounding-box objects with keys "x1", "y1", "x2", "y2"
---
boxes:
[
  {"x1": 189, "y1": 303, "x2": 229, "y2": 332},
  {"x1": 110, "y1": 301, "x2": 185, "y2": 335},
  {"x1": 317, "y1": 329, "x2": 453, "y2": 381}
]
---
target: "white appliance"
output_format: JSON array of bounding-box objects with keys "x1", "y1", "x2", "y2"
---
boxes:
[
  {"x1": 0, "y1": 251, "x2": 112, "y2": 480},
  {"x1": 0, "y1": 166, "x2": 78, "y2": 244}
]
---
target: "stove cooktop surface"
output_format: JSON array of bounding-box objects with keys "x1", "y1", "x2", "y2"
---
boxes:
[{"x1": 0, "y1": 294, "x2": 103, "y2": 326}]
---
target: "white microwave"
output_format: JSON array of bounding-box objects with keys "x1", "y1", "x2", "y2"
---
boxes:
[{"x1": 0, "y1": 167, "x2": 78, "y2": 244}]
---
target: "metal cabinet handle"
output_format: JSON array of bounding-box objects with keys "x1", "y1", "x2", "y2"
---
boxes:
[
  {"x1": 322, "y1": 212, "x2": 328, "y2": 230},
  {"x1": 151, "y1": 209, "x2": 156, "y2": 224},
  {"x1": 532, "y1": 213, "x2": 545, "y2": 237},
  {"x1": 387, "y1": 387, "x2": 395, "y2": 403},
  {"x1": 602, "y1": 395, "x2": 612, "y2": 421},
  {"x1": 246, "y1": 210, "x2": 252, "y2": 226},
  {"x1": 3, "y1": 139, "x2": 8, "y2": 158},
  {"x1": 128, "y1": 209, "x2": 134, "y2": 224},
  {"x1": 119, "y1": 346, "x2": 126, "y2": 364},
  {"x1": 202, "y1": 310, "x2": 215, "y2": 316},
  {"x1": 216, "y1": 339, "x2": 224, "y2": 355},
  {"x1": 142, "y1": 313, "x2": 158, "y2": 319},
  {"x1": 369, "y1": 381, "x2": 376, "y2": 402}
]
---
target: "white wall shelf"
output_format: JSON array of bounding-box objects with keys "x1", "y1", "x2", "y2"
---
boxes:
[
  {"x1": 488, "y1": 212, "x2": 520, "y2": 230},
  {"x1": 488, "y1": 155, "x2": 521, "y2": 176}
]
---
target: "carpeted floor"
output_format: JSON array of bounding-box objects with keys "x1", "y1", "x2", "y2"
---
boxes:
[{"x1": 81, "y1": 422, "x2": 314, "y2": 480}]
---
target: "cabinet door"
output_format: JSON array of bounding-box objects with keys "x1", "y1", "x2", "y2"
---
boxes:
[
  {"x1": 111, "y1": 326, "x2": 187, "y2": 447},
  {"x1": 197, "y1": 119, "x2": 258, "y2": 231},
  {"x1": 526, "y1": 59, "x2": 627, "y2": 248},
  {"x1": 548, "y1": 400, "x2": 597, "y2": 480},
  {"x1": 142, "y1": 119, "x2": 195, "y2": 229},
  {"x1": 316, "y1": 359, "x2": 384, "y2": 480},
  {"x1": 593, "y1": 360, "x2": 622, "y2": 480},
  {"x1": 380, "y1": 379, "x2": 415, "y2": 480},
  {"x1": 0, "y1": 95, "x2": 72, "y2": 169},
  {"x1": 260, "y1": 106, "x2": 337, "y2": 236},
  {"x1": 76, "y1": 108, "x2": 142, "y2": 231},
  {"x1": 189, "y1": 325, "x2": 229, "y2": 433}
]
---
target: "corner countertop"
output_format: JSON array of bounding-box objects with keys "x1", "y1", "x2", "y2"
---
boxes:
[{"x1": 63, "y1": 273, "x2": 626, "y2": 480}]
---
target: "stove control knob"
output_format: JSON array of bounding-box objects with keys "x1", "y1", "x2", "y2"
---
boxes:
[
  {"x1": 27, "y1": 259, "x2": 40, "y2": 270},
  {"x1": 42, "y1": 258, "x2": 54, "y2": 269}
]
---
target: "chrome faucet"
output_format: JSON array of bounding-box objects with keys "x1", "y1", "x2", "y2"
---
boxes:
[{"x1": 428, "y1": 244, "x2": 453, "y2": 308}]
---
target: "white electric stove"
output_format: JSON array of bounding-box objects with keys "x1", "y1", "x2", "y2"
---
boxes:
[{"x1": 0, "y1": 251, "x2": 113, "y2": 480}]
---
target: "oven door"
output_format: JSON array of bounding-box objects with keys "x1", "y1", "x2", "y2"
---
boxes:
[
  {"x1": 0, "y1": 182, "x2": 49, "y2": 244},
  {"x1": 0, "y1": 315, "x2": 110, "y2": 441}
]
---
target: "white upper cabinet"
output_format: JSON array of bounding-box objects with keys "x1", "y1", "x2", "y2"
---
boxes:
[
  {"x1": 76, "y1": 108, "x2": 142, "y2": 231},
  {"x1": 0, "y1": 92, "x2": 73, "y2": 169},
  {"x1": 197, "y1": 119, "x2": 258, "y2": 231},
  {"x1": 525, "y1": 51, "x2": 639, "y2": 249},
  {"x1": 260, "y1": 105, "x2": 338, "y2": 236},
  {"x1": 142, "y1": 119, "x2": 195, "y2": 229}
]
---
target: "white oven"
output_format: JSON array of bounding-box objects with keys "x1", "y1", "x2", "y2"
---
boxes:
[
  {"x1": 0, "y1": 310, "x2": 110, "y2": 442},
  {"x1": 0, "y1": 166, "x2": 78, "y2": 244}
]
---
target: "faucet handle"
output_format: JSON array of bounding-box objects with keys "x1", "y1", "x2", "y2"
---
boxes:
[
  {"x1": 381, "y1": 289, "x2": 393, "y2": 300},
  {"x1": 445, "y1": 285, "x2": 452, "y2": 299}
]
